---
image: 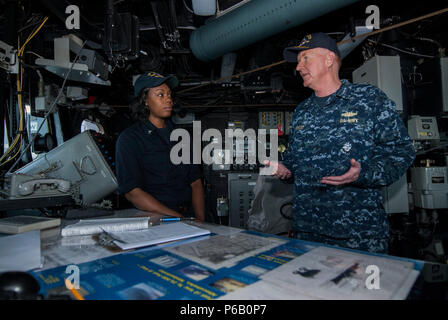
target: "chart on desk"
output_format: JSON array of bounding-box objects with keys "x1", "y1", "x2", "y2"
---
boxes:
[
  {"x1": 165, "y1": 232, "x2": 286, "y2": 269},
  {"x1": 31, "y1": 230, "x2": 423, "y2": 300},
  {"x1": 31, "y1": 231, "x2": 311, "y2": 300}
]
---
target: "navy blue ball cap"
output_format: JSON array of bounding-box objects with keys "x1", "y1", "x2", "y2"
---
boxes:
[
  {"x1": 283, "y1": 32, "x2": 341, "y2": 63},
  {"x1": 134, "y1": 72, "x2": 179, "y2": 96}
]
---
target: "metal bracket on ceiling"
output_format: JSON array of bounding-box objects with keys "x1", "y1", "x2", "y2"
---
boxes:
[{"x1": 35, "y1": 34, "x2": 111, "y2": 86}]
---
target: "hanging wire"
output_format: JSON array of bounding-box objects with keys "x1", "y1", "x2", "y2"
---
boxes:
[
  {"x1": 5, "y1": 39, "x2": 88, "y2": 176},
  {"x1": 182, "y1": 0, "x2": 194, "y2": 14},
  {"x1": 366, "y1": 39, "x2": 435, "y2": 59},
  {"x1": 0, "y1": 16, "x2": 49, "y2": 168}
]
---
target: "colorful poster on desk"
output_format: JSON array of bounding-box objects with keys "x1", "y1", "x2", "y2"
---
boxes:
[
  {"x1": 30, "y1": 230, "x2": 423, "y2": 300},
  {"x1": 31, "y1": 230, "x2": 300, "y2": 300}
]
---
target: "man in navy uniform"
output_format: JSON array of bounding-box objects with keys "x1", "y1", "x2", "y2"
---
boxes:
[{"x1": 267, "y1": 33, "x2": 415, "y2": 253}]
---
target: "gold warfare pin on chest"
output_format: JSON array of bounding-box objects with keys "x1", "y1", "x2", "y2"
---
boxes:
[{"x1": 340, "y1": 111, "x2": 358, "y2": 124}]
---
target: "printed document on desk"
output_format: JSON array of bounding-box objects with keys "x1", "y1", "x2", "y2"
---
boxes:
[
  {"x1": 258, "y1": 246, "x2": 419, "y2": 300},
  {"x1": 0, "y1": 231, "x2": 41, "y2": 272},
  {"x1": 40, "y1": 236, "x2": 120, "y2": 270},
  {"x1": 109, "y1": 222, "x2": 211, "y2": 250},
  {"x1": 165, "y1": 232, "x2": 287, "y2": 270}
]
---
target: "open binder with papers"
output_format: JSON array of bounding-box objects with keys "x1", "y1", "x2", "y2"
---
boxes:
[
  {"x1": 108, "y1": 222, "x2": 211, "y2": 250},
  {"x1": 61, "y1": 217, "x2": 150, "y2": 236}
]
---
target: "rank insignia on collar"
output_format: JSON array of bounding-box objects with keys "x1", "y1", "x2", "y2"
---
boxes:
[{"x1": 148, "y1": 130, "x2": 152, "y2": 135}]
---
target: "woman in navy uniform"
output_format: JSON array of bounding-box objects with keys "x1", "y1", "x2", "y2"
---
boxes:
[{"x1": 115, "y1": 72, "x2": 205, "y2": 221}]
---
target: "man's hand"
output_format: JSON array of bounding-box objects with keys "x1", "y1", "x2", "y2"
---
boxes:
[
  {"x1": 263, "y1": 160, "x2": 292, "y2": 179},
  {"x1": 320, "y1": 159, "x2": 361, "y2": 185}
]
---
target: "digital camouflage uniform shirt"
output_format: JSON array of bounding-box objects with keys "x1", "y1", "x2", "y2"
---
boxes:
[{"x1": 282, "y1": 79, "x2": 415, "y2": 253}]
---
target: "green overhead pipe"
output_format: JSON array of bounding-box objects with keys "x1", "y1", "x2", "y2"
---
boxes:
[{"x1": 190, "y1": 0, "x2": 361, "y2": 61}]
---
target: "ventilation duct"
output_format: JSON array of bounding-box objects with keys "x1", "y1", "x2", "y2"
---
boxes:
[{"x1": 190, "y1": 0, "x2": 361, "y2": 61}]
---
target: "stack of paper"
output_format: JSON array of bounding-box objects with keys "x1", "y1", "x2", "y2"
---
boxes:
[
  {"x1": 109, "y1": 222, "x2": 211, "y2": 250},
  {"x1": 0, "y1": 215, "x2": 61, "y2": 234}
]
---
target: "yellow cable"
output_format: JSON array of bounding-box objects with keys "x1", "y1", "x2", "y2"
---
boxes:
[
  {"x1": 0, "y1": 136, "x2": 22, "y2": 166},
  {"x1": 0, "y1": 16, "x2": 49, "y2": 166},
  {"x1": 18, "y1": 17, "x2": 48, "y2": 56}
]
